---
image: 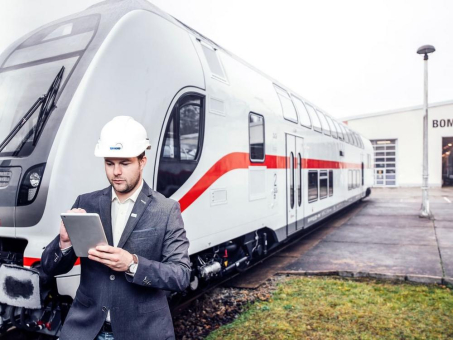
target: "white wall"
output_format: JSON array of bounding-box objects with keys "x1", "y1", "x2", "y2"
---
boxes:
[{"x1": 346, "y1": 102, "x2": 453, "y2": 187}]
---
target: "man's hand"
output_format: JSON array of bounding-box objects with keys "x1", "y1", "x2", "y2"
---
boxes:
[
  {"x1": 60, "y1": 208, "x2": 86, "y2": 249},
  {"x1": 88, "y1": 245, "x2": 134, "y2": 272}
]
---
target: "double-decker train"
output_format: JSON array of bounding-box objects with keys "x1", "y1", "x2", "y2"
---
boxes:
[{"x1": 0, "y1": 0, "x2": 373, "y2": 336}]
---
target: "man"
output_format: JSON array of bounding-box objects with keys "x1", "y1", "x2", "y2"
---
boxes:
[{"x1": 42, "y1": 116, "x2": 191, "y2": 340}]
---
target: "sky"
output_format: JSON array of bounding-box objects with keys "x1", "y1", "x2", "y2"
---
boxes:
[{"x1": 0, "y1": 0, "x2": 452, "y2": 119}]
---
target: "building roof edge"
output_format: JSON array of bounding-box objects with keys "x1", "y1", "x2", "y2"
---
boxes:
[{"x1": 342, "y1": 99, "x2": 453, "y2": 121}]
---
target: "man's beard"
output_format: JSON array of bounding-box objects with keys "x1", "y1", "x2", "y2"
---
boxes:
[{"x1": 110, "y1": 175, "x2": 140, "y2": 194}]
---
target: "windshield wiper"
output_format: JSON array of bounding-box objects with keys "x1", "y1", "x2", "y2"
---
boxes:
[
  {"x1": 33, "y1": 66, "x2": 65, "y2": 146},
  {"x1": 0, "y1": 66, "x2": 65, "y2": 153}
]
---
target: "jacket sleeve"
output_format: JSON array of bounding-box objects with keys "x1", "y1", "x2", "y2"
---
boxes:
[
  {"x1": 127, "y1": 201, "x2": 191, "y2": 292},
  {"x1": 41, "y1": 196, "x2": 80, "y2": 277}
]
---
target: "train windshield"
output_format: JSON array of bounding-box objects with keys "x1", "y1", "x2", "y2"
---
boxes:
[{"x1": 0, "y1": 14, "x2": 99, "y2": 157}]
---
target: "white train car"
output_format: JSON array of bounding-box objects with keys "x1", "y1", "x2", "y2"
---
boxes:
[{"x1": 0, "y1": 0, "x2": 373, "y2": 336}]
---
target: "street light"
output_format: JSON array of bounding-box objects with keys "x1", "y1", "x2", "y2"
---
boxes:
[{"x1": 417, "y1": 45, "x2": 435, "y2": 219}]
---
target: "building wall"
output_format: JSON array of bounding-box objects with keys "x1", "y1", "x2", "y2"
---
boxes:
[{"x1": 345, "y1": 102, "x2": 453, "y2": 187}]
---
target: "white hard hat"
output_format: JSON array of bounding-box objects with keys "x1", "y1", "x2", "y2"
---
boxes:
[{"x1": 94, "y1": 116, "x2": 151, "y2": 158}]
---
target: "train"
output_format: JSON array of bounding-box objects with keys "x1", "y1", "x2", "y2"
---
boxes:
[{"x1": 0, "y1": 0, "x2": 373, "y2": 337}]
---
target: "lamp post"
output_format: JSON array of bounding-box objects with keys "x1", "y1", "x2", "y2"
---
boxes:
[{"x1": 417, "y1": 45, "x2": 435, "y2": 219}]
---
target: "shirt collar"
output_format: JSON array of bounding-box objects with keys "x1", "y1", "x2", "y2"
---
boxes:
[{"x1": 111, "y1": 180, "x2": 144, "y2": 203}]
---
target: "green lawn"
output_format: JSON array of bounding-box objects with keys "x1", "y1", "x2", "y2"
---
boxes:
[{"x1": 207, "y1": 276, "x2": 453, "y2": 340}]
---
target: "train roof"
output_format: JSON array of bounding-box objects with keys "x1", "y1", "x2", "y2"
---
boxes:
[
  {"x1": 82, "y1": 1, "x2": 366, "y2": 135},
  {"x1": 3, "y1": 0, "x2": 365, "y2": 140}
]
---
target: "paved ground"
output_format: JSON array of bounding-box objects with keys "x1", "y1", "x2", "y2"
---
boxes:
[
  {"x1": 228, "y1": 187, "x2": 453, "y2": 288},
  {"x1": 284, "y1": 187, "x2": 453, "y2": 283}
]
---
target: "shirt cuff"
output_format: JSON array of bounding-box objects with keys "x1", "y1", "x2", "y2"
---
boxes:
[{"x1": 60, "y1": 243, "x2": 73, "y2": 256}]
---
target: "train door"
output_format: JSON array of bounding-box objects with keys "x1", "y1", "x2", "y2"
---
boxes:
[
  {"x1": 296, "y1": 137, "x2": 304, "y2": 230},
  {"x1": 361, "y1": 154, "x2": 364, "y2": 188},
  {"x1": 286, "y1": 134, "x2": 304, "y2": 235}
]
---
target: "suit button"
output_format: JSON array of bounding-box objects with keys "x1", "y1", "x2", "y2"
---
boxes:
[
  {"x1": 110, "y1": 275, "x2": 115, "y2": 281},
  {"x1": 102, "y1": 306, "x2": 107, "y2": 312}
]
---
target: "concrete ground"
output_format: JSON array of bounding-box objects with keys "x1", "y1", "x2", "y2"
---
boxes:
[
  {"x1": 283, "y1": 187, "x2": 453, "y2": 283},
  {"x1": 228, "y1": 187, "x2": 453, "y2": 288}
]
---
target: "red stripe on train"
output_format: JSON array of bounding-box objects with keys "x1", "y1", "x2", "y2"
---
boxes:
[
  {"x1": 22, "y1": 153, "x2": 360, "y2": 265},
  {"x1": 303, "y1": 159, "x2": 362, "y2": 169},
  {"x1": 23, "y1": 257, "x2": 81, "y2": 267},
  {"x1": 178, "y1": 152, "x2": 361, "y2": 212}
]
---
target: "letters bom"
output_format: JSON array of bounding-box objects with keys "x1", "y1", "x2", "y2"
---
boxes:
[{"x1": 432, "y1": 119, "x2": 453, "y2": 128}]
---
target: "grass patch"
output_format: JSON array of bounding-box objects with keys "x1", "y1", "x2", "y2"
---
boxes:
[{"x1": 206, "y1": 276, "x2": 453, "y2": 340}]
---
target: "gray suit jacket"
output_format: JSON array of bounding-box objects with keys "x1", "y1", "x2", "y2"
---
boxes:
[{"x1": 41, "y1": 181, "x2": 190, "y2": 340}]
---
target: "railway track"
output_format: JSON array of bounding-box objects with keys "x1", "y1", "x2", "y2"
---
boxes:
[{"x1": 171, "y1": 200, "x2": 364, "y2": 316}]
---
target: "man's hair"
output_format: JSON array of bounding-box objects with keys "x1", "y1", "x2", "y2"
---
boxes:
[{"x1": 137, "y1": 151, "x2": 145, "y2": 161}]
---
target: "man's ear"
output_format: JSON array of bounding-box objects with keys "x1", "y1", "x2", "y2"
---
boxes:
[{"x1": 140, "y1": 156, "x2": 147, "y2": 171}]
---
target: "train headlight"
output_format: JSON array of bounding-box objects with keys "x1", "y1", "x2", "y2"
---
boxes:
[
  {"x1": 29, "y1": 172, "x2": 41, "y2": 187},
  {"x1": 17, "y1": 163, "x2": 46, "y2": 206}
]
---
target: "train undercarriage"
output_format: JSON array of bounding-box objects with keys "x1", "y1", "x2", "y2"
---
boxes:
[{"x1": 0, "y1": 228, "x2": 277, "y2": 338}]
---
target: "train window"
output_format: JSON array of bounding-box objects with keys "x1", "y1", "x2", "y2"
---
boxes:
[
  {"x1": 290, "y1": 152, "x2": 295, "y2": 209},
  {"x1": 298, "y1": 153, "x2": 302, "y2": 206},
  {"x1": 356, "y1": 133, "x2": 363, "y2": 149},
  {"x1": 348, "y1": 129, "x2": 355, "y2": 146},
  {"x1": 343, "y1": 125, "x2": 351, "y2": 144},
  {"x1": 346, "y1": 128, "x2": 354, "y2": 145},
  {"x1": 326, "y1": 116, "x2": 338, "y2": 139},
  {"x1": 157, "y1": 94, "x2": 205, "y2": 198},
  {"x1": 305, "y1": 104, "x2": 322, "y2": 133},
  {"x1": 317, "y1": 111, "x2": 331, "y2": 136},
  {"x1": 353, "y1": 132, "x2": 360, "y2": 147},
  {"x1": 249, "y1": 112, "x2": 265, "y2": 162},
  {"x1": 3, "y1": 15, "x2": 100, "y2": 68},
  {"x1": 329, "y1": 170, "x2": 333, "y2": 196},
  {"x1": 163, "y1": 118, "x2": 176, "y2": 159},
  {"x1": 308, "y1": 171, "x2": 318, "y2": 202},
  {"x1": 348, "y1": 170, "x2": 353, "y2": 190},
  {"x1": 274, "y1": 85, "x2": 298, "y2": 123},
  {"x1": 291, "y1": 96, "x2": 312, "y2": 128},
  {"x1": 356, "y1": 170, "x2": 360, "y2": 188},
  {"x1": 339, "y1": 125, "x2": 349, "y2": 144},
  {"x1": 352, "y1": 132, "x2": 359, "y2": 147},
  {"x1": 181, "y1": 99, "x2": 203, "y2": 160},
  {"x1": 357, "y1": 134, "x2": 364, "y2": 148},
  {"x1": 0, "y1": 15, "x2": 101, "y2": 158},
  {"x1": 334, "y1": 121, "x2": 344, "y2": 140},
  {"x1": 201, "y1": 44, "x2": 227, "y2": 82},
  {"x1": 320, "y1": 171, "x2": 328, "y2": 199}
]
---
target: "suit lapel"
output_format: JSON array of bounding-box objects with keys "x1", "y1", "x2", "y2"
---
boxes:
[
  {"x1": 117, "y1": 182, "x2": 153, "y2": 249},
  {"x1": 99, "y1": 187, "x2": 114, "y2": 246}
]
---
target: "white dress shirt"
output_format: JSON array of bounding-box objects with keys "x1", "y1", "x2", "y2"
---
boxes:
[
  {"x1": 111, "y1": 180, "x2": 143, "y2": 247},
  {"x1": 106, "y1": 180, "x2": 143, "y2": 323}
]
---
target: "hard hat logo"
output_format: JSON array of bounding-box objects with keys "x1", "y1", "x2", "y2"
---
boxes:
[
  {"x1": 109, "y1": 143, "x2": 123, "y2": 151},
  {"x1": 94, "y1": 117, "x2": 151, "y2": 158}
]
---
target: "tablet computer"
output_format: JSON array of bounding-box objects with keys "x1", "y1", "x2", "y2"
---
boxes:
[{"x1": 60, "y1": 213, "x2": 108, "y2": 257}]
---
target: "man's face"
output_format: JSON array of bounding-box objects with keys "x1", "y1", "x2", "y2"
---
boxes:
[{"x1": 104, "y1": 156, "x2": 147, "y2": 194}]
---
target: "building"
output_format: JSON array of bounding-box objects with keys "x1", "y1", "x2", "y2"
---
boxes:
[{"x1": 343, "y1": 100, "x2": 453, "y2": 188}]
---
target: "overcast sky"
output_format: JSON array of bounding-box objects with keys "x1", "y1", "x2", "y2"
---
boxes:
[{"x1": 1, "y1": 0, "x2": 452, "y2": 118}]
